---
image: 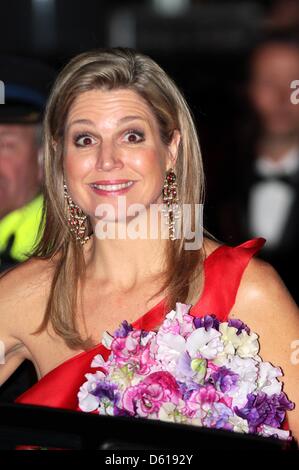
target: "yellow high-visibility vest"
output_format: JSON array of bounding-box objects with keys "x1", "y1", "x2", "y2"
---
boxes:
[{"x1": 0, "y1": 193, "x2": 44, "y2": 262}]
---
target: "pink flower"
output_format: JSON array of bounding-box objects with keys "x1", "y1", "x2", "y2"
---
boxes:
[
  {"x1": 186, "y1": 385, "x2": 219, "y2": 412},
  {"x1": 207, "y1": 361, "x2": 220, "y2": 373},
  {"x1": 160, "y1": 318, "x2": 181, "y2": 335},
  {"x1": 122, "y1": 371, "x2": 180, "y2": 417},
  {"x1": 219, "y1": 395, "x2": 233, "y2": 408},
  {"x1": 138, "y1": 345, "x2": 157, "y2": 375},
  {"x1": 181, "y1": 314, "x2": 195, "y2": 336},
  {"x1": 160, "y1": 311, "x2": 194, "y2": 337},
  {"x1": 79, "y1": 308, "x2": 293, "y2": 441},
  {"x1": 110, "y1": 330, "x2": 156, "y2": 375},
  {"x1": 112, "y1": 330, "x2": 141, "y2": 362},
  {"x1": 111, "y1": 336, "x2": 128, "y2": 361}
]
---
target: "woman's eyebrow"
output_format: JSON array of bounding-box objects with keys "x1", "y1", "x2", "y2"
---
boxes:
[
  {"x1": 66, "y1": 115, "x2": 147, "y2": 132},
  {"x1": 117, "y1": 115, "x2": 147, "y2": 124},
  {"x1": 66, "y1": 118, "x2": 95, "y2": 131}
]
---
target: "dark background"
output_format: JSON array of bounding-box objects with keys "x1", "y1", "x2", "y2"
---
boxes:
[
  {"x1": 0, "y1": 0, "x2": 279, "y2": 236},
  {"x1": 1, "y1": 0, "x2": 299, "y2": 408}
]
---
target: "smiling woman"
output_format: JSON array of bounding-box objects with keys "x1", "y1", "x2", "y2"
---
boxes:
[
  {"x1": 0, "y1": 47, "x2": 298, "y2": 445},
  {"x1": 63, "y1": 88, "x2": 178, "y2": 224},
  {"x1": 35, "y1": 47, "x2": 206, "y2": 351}
]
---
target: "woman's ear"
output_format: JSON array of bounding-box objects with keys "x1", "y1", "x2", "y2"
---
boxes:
[{"x1": 167, "y1": 129, "x2": 181, "y2": 170}]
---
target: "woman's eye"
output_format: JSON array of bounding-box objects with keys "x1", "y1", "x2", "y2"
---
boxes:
[
  {"x1": 74, "y1": 134, "x2": 96, "y2": 147},
  {"x1": 123, "y1": 130, "x2": 145, "y2": 144}
]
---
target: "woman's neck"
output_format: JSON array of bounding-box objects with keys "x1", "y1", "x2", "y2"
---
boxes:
[{"x1": 83, "y1": 211, "x2": 169, "y2": 292}]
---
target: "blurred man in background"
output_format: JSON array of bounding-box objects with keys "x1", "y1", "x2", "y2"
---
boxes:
[
  {"x1": 0, "y1": 56, "x2": 55, "y2": 272},
  {"x1": 216, "y1": 32, "x2": 299, "y2": 304},
  {"x1": 0, "y1": 56, "x2": 55, "y2": 400},
  {"x1": 246, "y1": 34, "x2": 299, "y2": 247}
]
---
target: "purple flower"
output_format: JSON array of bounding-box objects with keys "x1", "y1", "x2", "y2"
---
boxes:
[
  {"x1": 114, "y1": 320, "x2": 133, "y2": 338},
  {"x1": 91, "y1": 380, "x2": 119, "y2": 404},
  {"x1": 194, "y1": 315, "x2": 220, "y2": 331},
  {"x1": 235, "y1": 392, "x2": 294, "y2": 433},
  {"x1": 227, "y1": 319, "x2": 250, "y2": 335},
  {"x1": 78, "y1": 305, "x2": 294, "y2": 441},
  {"x1": 113, "y1": 407, "x2": 132, "y2": 417},
  {"x1": 177, "y1": 352, "x2": 195, "y2": 378},
  {"x1": 203, "y1": 402, "x2": 233, "y2": 430},
  {"x1": 177, "y1": 381, "x2": 201, "y2": 401},
  {"x1": 141, "y1": 330, "x2": 150, "y2": 338},
  {"x1": 211, "y1": 367, "x2": 239, "y2": 393}
]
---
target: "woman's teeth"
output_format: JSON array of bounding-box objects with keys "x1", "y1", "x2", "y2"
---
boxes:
[{"x1": 92, "y1": 181, "x2": 134, "y2": 191}]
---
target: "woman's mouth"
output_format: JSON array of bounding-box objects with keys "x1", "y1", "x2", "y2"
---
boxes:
[{"x1": 89, "y1": 180, "x2": 135, "y2": 196}]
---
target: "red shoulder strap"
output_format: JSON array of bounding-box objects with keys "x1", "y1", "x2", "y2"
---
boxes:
[{"x1": 190, "y1": 237, "x2": 266, "y2": 321}]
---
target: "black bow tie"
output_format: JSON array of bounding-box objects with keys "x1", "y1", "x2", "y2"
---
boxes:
[{"x1": 252, "y1": 172, "x2": 296, "y2": 186}]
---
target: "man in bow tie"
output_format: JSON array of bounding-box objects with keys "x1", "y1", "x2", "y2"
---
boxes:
[{"x1": 213, "y1": 32, "x2": 299, "y2": 304}]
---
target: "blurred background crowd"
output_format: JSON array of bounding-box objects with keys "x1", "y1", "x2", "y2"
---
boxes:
[{"x1": 0, "y1": 0, "x2": 299, "y2": 400}]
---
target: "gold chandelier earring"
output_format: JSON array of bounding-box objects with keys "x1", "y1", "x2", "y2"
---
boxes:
[
  {"x1": 162, "y1": 168, "x2": 181, "y2": 240},
  {"x1": 63, "y1": 180, "x2": 91, "y2": 245}
]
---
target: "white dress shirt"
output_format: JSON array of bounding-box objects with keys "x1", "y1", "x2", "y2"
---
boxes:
[{"x1": 248, "y1": 146, "x2": 299, "y2": 249}]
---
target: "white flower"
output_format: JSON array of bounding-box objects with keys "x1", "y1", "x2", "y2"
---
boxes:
[
  {"x1": 226, "y1": 356, "x2": 258, "y2": 407},
  {"x1": 190, "y1": 416, "x2": 204, "y2": 426},
  {"x1": 158, "y1": 402, "x2": 177, "y2": 423},
  {"x1": 140, "y1": 331, "x2": 156, "y2": 347},
  {"x1": 228, "y1": 356, "x2": 258, "y2": 383},
  {"x1": 157, "y1": 332, "x2": 186, "y2": 354},
  {"x1": 229, "y1": 415, "x2": 249, "y2": 434},
  {"x1": 186, "y1": 328, "x2": 223, "y2": 360},
  {"x1": 91, "y1": 354, "x2": 106, "y2": 368},
  {"x1": 236, "y1": 331, "x2": 259, "y2": 358},
  {"x1": 175, "y1": 302, "x2": 192, "y2": 321},
  {"x1": 231, "y1": 382, "x2": 257, "y2": 408},
  {"x1": 78, "y1": 371, "x2": 105, "y2": 412},
  {"x1": 219, "y1": 324, "x2": 242, "y2": 350},
  {"x1": 159, "y1": 400, "x2": 188, "y2": 424},
  {"x1": 213, "y1": 352, "x2": 230, "y2": 367},
  {"x1": 102, "y1": 331, "x2": 114, "y2": 349},
  {"x1": 257, "y1": 362, "x2": 282, "y2": 395},
  {"x1": 98, "y1": 401, "x2": 115, "y2": 416},
  {"x1": 156, "y1": 332, "x2": 186, "y2": 374},
  {"x1": 77, "y1": 305, "x2": 291, "y2": 441},
  {"x1": 259, "y1": 425, "x2": 291, "y2": 441},
  {"x1": 163, "y1": 302, "x2": 192, "y2": 330},
  {"x1": 164, "y1": 309, "x2": 176, "y2": 321}
]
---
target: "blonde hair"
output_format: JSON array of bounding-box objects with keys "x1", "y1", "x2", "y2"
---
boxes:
[{"x1": 32, "y1": 47, "x2": 217, "y2": 350}]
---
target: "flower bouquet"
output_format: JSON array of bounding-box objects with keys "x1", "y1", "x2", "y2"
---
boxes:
[{"x1": 78, "y1": 303, "x2": 294, "y2": 440}]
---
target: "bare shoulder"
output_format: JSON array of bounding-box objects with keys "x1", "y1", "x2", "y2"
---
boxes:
[
  {"x1": 0, "y1": 256, "x2": 54, "y2": 299},
  {"x1": 0, "y1": 257, "x2": 55, "y2": 339},
  {"x1": 0, "y1": 256, "x2": 57, "y2": 385},
  {"x1": 231, "y1": 256, "x2": 298, "y2": 322},
  {"x1": 230, "y1": 257, "x2": 299, "y2": 438}
]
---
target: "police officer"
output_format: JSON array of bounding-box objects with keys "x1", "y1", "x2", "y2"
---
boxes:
[
  {"x1": 0, "y1": 56, "x2": 55, "y2": 273},
  {"x1": 0, "y1": 56, "x2": 55, "y2": 401}
]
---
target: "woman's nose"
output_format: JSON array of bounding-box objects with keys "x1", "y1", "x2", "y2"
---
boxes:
[{"x1": 94, "y1": 140, "x2": 123, "y2": 171}]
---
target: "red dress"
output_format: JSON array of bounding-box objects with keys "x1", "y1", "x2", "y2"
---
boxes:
[{"x1": 16, "y1": 237, "x2": 267, "y2": 411}]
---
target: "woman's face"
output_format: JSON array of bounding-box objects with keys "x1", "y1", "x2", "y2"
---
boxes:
[{"x1": 63, "y1": 88, "x2": 179, "y2": 224}]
